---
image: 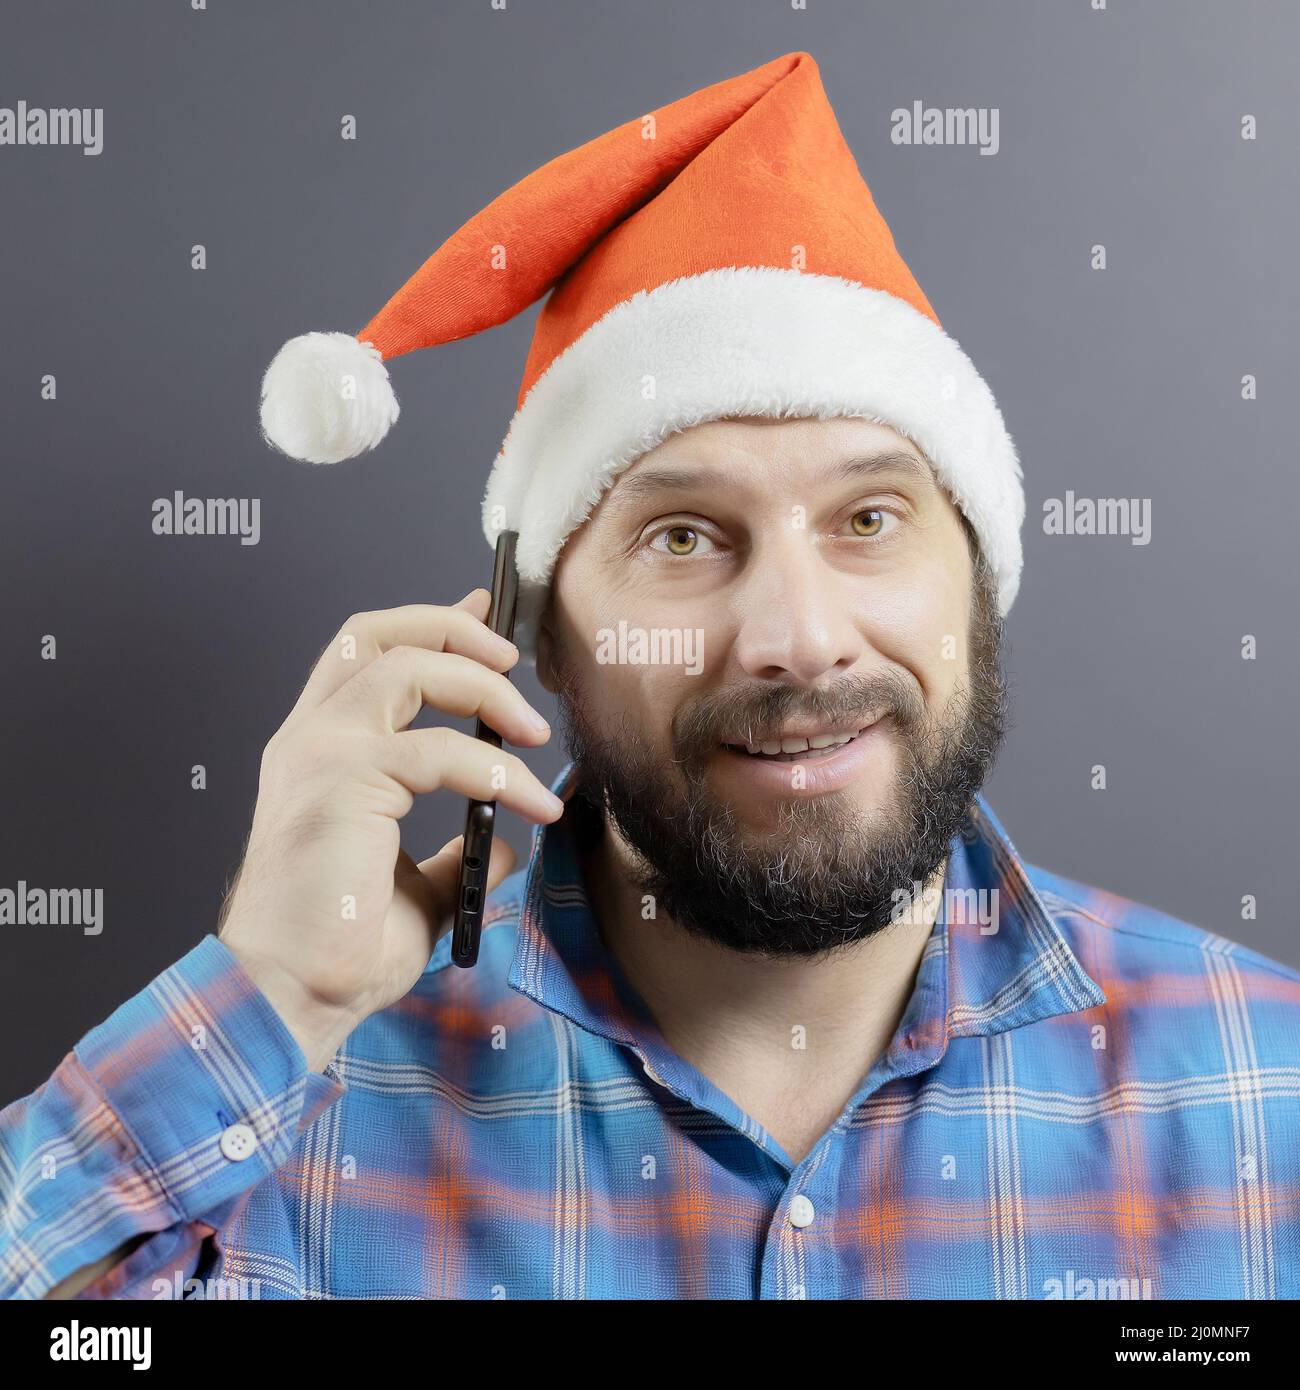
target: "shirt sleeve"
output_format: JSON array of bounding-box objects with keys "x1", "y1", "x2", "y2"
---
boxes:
[{"x1": 0, "y1": 933, "x2": 347, "y2": 1300}]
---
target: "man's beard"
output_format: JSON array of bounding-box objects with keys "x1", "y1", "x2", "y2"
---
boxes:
[{"x1": 550, "y1": 563, "x2": 1008, "y2": 960}]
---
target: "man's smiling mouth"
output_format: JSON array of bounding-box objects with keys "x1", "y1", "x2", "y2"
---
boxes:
[{"x1": 721, "y1": 719, "x2": 882, "y2": 761}]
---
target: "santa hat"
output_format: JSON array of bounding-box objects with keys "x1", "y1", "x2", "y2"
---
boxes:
[{"x1": 260, "y1": 50, "x2": 1024, "y2": 639}]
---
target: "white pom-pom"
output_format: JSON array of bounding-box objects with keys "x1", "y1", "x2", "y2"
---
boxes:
[{"x1": 259, "y1": 331, "x2": 400, "y2": 464}]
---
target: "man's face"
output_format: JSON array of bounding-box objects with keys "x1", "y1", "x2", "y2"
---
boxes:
[{"x1": 538, "y1": 415, "x2": 1007, "y2": 957}]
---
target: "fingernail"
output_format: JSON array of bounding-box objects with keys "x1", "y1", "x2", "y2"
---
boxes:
[{"x1": 525, "y1": 708, "x2": 550, "y2": 734}]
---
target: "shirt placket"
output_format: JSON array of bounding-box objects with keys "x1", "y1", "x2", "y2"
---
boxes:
[{"x1": 752, "y1": 924, "x2": 952, "y2": 1300}]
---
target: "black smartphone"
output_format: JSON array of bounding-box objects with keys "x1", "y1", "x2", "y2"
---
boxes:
[{"x1": 450, "y1": 530, "x2": 520, "y2": 968}]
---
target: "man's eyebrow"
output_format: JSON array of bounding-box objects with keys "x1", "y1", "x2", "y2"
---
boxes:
[
  {"x1": 609, "y1": 448, "x2": 933, "y2": 507},
  {"x1": 829, "y1": 450, "x2": 934, "y2": 487}
]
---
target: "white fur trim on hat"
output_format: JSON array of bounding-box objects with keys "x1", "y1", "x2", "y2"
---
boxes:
[
  {"x1": 482, "y1": 266, "x2": 1024, "y2": 618},
  {"x1": 260, "y1": 331, "x2": 400, "y2": 465}
]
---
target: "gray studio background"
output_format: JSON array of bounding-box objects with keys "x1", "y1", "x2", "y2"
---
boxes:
[{"x1": 2, "y1": 1, "x2": 1297, "y2": 1102}]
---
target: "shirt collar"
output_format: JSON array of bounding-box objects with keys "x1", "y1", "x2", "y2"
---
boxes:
[{"x1": 506, "y1": 760, "x2": 1106, "y2": 1074}]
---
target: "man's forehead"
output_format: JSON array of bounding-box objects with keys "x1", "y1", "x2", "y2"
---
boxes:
[{"x1": 606, "y1": 416, "x2": 936, "y2": 507}]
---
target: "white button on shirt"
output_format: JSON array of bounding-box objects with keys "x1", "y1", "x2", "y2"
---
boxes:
[
  {"x1": 219, "y1": 1122, "x2": 258, "y2": 1161},
  {"x1": 789, "y1": 1194, "x2": 815, "y2": 1228}
]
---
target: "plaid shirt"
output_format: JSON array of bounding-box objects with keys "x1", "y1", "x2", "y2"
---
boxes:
[{"x1": 4, "y1": 760, "x2": 1299, "y2": 1300}]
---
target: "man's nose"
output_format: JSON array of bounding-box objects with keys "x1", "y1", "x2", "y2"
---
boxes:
[{"x1": 728, "y1": 539, "x2": 866, "y2": 683}]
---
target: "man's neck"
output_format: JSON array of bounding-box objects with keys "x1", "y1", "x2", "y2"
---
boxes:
[{"x1": 574, "y1": 806, "x2": 946, "y2": 1164}]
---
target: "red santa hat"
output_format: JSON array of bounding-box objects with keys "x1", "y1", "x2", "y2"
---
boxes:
[{"x1": 259, "y1": 50, "x2": 1024, "y2": 633}]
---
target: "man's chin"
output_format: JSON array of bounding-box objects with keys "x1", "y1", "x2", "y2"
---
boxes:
[{"x1": 566, "y1": 712, "x2": 995, "y2": 955}]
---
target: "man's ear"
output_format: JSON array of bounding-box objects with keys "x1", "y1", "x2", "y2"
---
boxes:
[{"x1": 534, "y1": 602, "x2": 558, "y2": 694}]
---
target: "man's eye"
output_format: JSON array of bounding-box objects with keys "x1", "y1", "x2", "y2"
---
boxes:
[
  {"x1": 849, "y1": 509, "x2": 894, "y2": 539},
  {"x1": 650, "y1": 525, "x2": 714, "y2": 556}
]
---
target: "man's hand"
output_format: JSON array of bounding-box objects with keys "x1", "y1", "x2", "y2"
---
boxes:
[{"x1": 218, "y1": 590, "x2": 562, "y2": 1071}]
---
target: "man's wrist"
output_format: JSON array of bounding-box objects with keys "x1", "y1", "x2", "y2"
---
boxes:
[{"x1": 219, "y1": 939, "x2": 358, "y2": 1073}]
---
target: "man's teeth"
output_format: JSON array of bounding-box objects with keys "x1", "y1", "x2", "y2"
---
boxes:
[{"x1": 737, "y1": 730, "x2": 861, "y2": 756}]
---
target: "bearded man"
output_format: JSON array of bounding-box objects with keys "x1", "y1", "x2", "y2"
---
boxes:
[{"x1": 6, "y1": 51, "x2": 1298, "y2": 1302}]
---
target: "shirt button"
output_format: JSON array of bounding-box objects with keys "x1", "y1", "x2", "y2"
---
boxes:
[
  {"x1": 219, "y1": 1123, "x2": 258, "y2": 1161},
  {"x1": 789, "y1": 1194, "x2": 816, "y2": 1229}
]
